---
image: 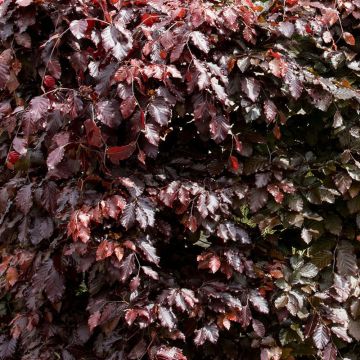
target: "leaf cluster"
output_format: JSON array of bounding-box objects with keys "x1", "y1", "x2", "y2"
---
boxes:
[{"x1": 1, "y1": 0, "x2": 360, "y2": 359}]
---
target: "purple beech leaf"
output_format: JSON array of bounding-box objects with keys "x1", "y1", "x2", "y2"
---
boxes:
[
  {"x1": 194, "y1": 324, "x2": 219, "y2": 346},
  {"x1": 0, "y1": 337, "x2": 17, "y2": 359},
  {"x1": 12, "y1": 137, "x2": 27, "y2": 155},
  {"x1": 29, "y1": 217, "x2": 54, "y2": 245},
  {"x1": 322, "y1": 343, "x2": 337, "y2": 360},
  {"x1": 119, "y1": 253, "x2": 136, "y2": 282},
  {"x1": 47, "y1": 146, "x2": 65, "y2": 170},
  {"x1": 101, "y1": 24, "x2": 133, "y2": 61},
  {"x1": 349, "y1": 320, "x2": 360, "y2": 341},
  {"x1": 249, "y1": 291, "x2": 269, "y2": 314},
  {"x1": 196, "y1": 192, "x2": 208, "y2": 218},
  {"x1": 252, "y1": 319, "x2": 265, "y2": 337},
  {"x1": 241, "y1": 77, "x2": 260, "y2": 102},
  {"x1": 117, "y1": 83, "x2": 132, "y2": 99},
  {"x1": 323, "y1": 31, "x2": 333, "y2": 44},
  {"x1": 333, "y1": 110, "x2": 343, "y2": 128},
  {"x1": 41, "y1": 181, "x2": 59, "y2": 214},
  {"x1": 48, "y1": 59, "x2": 62, "y2": 79},
  {"x1": 29, "y1": 96, "x2": 49, "y2": 121},
  {"x1": 88, "y1": 311, "x2": 101, "y2": 332},
  {"x1": 70, "y1": 20, "x2": 88, "y2": 39},
  {"x1": 193, "y1": 59, "x2": 210, "y2": 90},
  {"x1": 217, "y1": 222, "x2": 250, "y2": 244},
  {"x1": 278, "y1": 22, "x2": 295, "y2": 38},
  {"x1": 207, "y1": 192, "x2": 219, "y2": 214},
  {"x1": 331, "y1": 326, "x2": 352, "y2": 343},
  {"x1": 239, "y1": 305, "x2": 252, "y2": 327},
  {"x1": 343, "y1": 32, "x2": 355, "y2": 46},
  {"x1": 120, "y1": 96, "x2": 137, "y2": 119},
  {"x1": 333, "y1": 173, "x2": 352, "y2": 195},
  {"x1": 135, "y1": 197, "x2": 155, "y2": 229},
  {"x1": 284, "y1": 70, "x2": 303, "y2": 99},
  {"x1": 16, "y1": 0, "x2": 32, "y2": 6},
  {"x1": 170, "y1": 38, "x2": 186, "y2": 63},
  {"x1": 137, "y1": 237, "x2": 159, "y2": 265},
  {"x1": 0, "y1": 63, "x2": 10, "y2": 88},
  {"x1": 128, "y1": 339, "x2": 147, "y2": 359},
  {"x1": 210, "y1": 115, "x2": 231, "y2": 143},
  {"x1": 158, "y1": 306, "x2": 177, "y2": 329},
  {"x1": 120, "y1": 202, "x2": 136, "y2": 230},
  {"x1": 336, "y1": 241, "x2": 358, "y2": 276},
  {"x1": 190, "y1": 31, "x2": 210, "y2": 53},
  {"x1": 144, "y1": 123, "x2": 160, "y2": 146},
  {"x1": 210, "y1": 77, "x2": 228, "y2": 104},
  {"x1": 313, "y1": 323, "x2": 330, "y2": 350},
  {"x1": 263, "y1": 100, "x2": 277, "y2": 123},
  {"x1": 151, "y1": 346, "x2": 186, "y2": 360},
  {"x1": 237, "y1": 57, "x2": 250, "y2": 73},
  {"x1": 96, "y1": 100, "x2": 121, "y2": 128},
  {"x1": 15, "y1": 184, "x2": 33, "y2": 215},
  {"x1": 141, "y1": 266, "x2": 159, "y2": 280},
  {"x1": 45, "y1": 266, "x2": 65, "y2": 303},
  {"x1": 173, "y1": 289, "x2": 198, "y2": 312},
  {"x1": 106, "y1": 142, "x2": 136, "y2": 164},
  {"x1": 248, "y1": 188, "x2": 268, "y2": 212},
  {"x1": 148, "y1": 99, "x2": 171, "y2": 126},
  {"x1": 95, "y1": 63, "x2": 117, "y2": 95}
]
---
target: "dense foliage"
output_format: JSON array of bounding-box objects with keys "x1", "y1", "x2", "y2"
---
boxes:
[{"x1": 1, "y1": 0, "x2": 360, "y2": 358}]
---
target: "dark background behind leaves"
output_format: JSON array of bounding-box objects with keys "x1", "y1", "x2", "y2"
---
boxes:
[{"x1": 0, "y1": 0, "x2": 360, "y2": 359}]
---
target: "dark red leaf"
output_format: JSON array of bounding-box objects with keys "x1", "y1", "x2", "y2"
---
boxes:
[
  {"x1": 96, "y1": 240, "x2": 116, "y2": 261},
  {"x1": 106, "y1": 142, "x2": 136, "y2": 164},
  {"x1": 141, "y1": 13, "x2": 160, "y2": 26},
  {"x1": 229, "y1": 155, "x2": 239, "y2": 172},
  {"x1": 84, "y1": 119, "x2": 102, "y2": 148},
  {"x1": 43, "y1": 75, "x2": 56, "y2": 88},
  {"x1": 197, "y1": 252, "x2": 221, "y2": 273},
  {"x1": 88, "y1": 311, "x2": 101, "y2": 332},
  {"x1": 120, "y1": 96, "x2": 137, "y2": 119},
  {"x1": 343, "y1": 32, "x2": 355, "y2": 46}
]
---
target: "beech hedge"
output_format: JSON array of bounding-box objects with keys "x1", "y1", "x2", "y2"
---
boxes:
[{"x1": 1, "y1": 0, "x2": 360, "y2": 359}]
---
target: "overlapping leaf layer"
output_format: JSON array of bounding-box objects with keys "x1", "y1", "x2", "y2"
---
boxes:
[{"x1": 1, "y1": 0, "x2": 360, "y2": 359}]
